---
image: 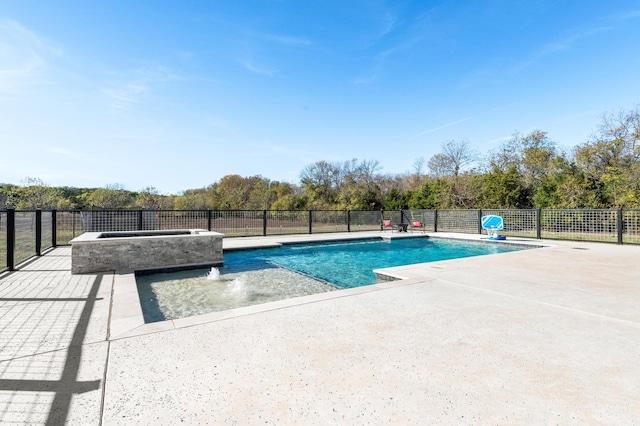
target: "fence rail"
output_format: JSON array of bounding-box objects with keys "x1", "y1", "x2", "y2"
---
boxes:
[{"x1": 1, "y1": 208, "x2": 639, "y2": 272}]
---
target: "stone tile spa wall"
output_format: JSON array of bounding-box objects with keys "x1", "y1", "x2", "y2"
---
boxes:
[{"x1": 69, "y1": 230, "x2": 223, "y2": 274}]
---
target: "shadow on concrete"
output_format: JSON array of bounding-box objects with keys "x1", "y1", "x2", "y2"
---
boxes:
[{"x1": 0, "y1": 274, "x2": 104, "y2": 425}]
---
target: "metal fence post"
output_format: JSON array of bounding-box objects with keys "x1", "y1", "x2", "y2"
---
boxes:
[
  {"x1": 617, "y1": 208, "x2": 623, "y2": 245},
  {"x1": 137, "y1": 210, "x2": 144, "y2": 230},
  {"x1": 536, "y1": 208, "x2": 542, "y2": 239},
  {"x1": 477, "y1": 209, "x2": 483, "y2": 234},
  {"x1": 347, "y1": 210, "x2": 351, "y2": 232},
  {"x1": 36, "y1": 209, "x2": 42, "y2": 256},
  {"x1": 52, "y1": 209, "x2": 58, "y2": 247},
  {"x1": 207, "y1": 209, "x2": 212, "y2": 231},
  {"x1": 308, "y1": 210, "x2": 313, "y2": 234},
  {"x1": 434, "y1": 209, "x2": 438, "y2": 232},
  {"x1": 6, "y1": 206, "x2": 15, "y2": 271},
  {"x1": 263, "y1": 210, "x2": 267, "y2": 236}
]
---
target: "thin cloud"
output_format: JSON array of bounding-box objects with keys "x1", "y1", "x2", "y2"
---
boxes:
[
  {"x1": 241, "y1": 60, "x2": 277, "y2": 76},
  {"x1": 102, "y1": 82, "x2": 149, "y2": 105},
  {"x1": 106, "y1": 124, "x2": 170, "y2": 141},
  {"x1": 540, "y1": 27, "x2": 612, "y2": 55},
  {"x1": 413, "y1": 116, "x2": 473, "y2": 138},
  {"x1": 174, "y1": 50, "x2": 194, "y2": 60},
  {"x1": 101, "y1": 66, "x2": 180, "y2": 108},
  {"x1": 355, "y1": 7, "x2": 433, "y2": 86},
  {"x1": 489, "y1": 102, "x2": 521, "y2": 113},
  {"x1": 514, "y1": 26, "x2": 613, "y2": 72},
  {"x1": 461, "y1": 21, "x2": 615, "y2": 89},
  {"x1": 236, "y1": 31, "x2": 309, "y2": 77},
  {"x1": 488, "y1": 135, "x2": 512, "y2": 145},
  {"x1": 351, "y1": 75, "x2": 378, "y2": 85},
  {"x1": 107, "y1": 132, "x2": 154, "y2": 141},
  {"x1": 203, "y1": 115, "x2": 234, "y2": 133},
  {"x1": 47, "y1": 146, "x2": 80, "y2": 159},
  {"x1": 609, "y1": 9, "x2": 640, "y2": 21},
  {"x1": 0, "y1": 19, "x2": 62, "y2": 94},
  {"x1": 244, "y1": 140, "x2": 314, "y2": 162},
  {"x1": 549, "y1": 109, "x2": 599, "y2": 125},
  {"x1": 510, "y1": 9, "x2": 639, "y2": 73},
  {"x1": 377, "y1": 11, "x2": 397, "y2": 39},
  {"x1": 378, "y1": 6, "x2": 437, "y2": 57},
  {"x1": 260, "y1": 33, "x2": 311, "y2": 48},
  {"x1": 376, "y1": 36, "x2": 422, "y2": 62}
]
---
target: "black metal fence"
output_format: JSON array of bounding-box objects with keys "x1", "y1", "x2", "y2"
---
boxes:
[{"x1": 2, "y1": 208, "x2": 639, "y2": 272}]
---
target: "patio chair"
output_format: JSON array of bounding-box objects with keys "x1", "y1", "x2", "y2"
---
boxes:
[
  {"x1": 380, "y1": 210, "x2": 396, "y2": 232},
  {"x1": 408, "y1": 213, "x2": 425, "y2": 233},
  {"x1": 399, "y1": 211, "x2": 425, "y2": 233}
]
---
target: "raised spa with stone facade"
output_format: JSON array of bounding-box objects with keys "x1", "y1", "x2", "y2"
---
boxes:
[{"x1": 69, "y1": 229, "x2": 223, "y2": 274}]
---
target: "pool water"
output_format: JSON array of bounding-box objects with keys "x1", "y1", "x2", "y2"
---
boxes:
[
  {"x1": 136, "y1": 266, "x2": 336, "y2": 323},
  {"x1": 248, "y1": 237, "x2": 521, "y2": 288},
  {"x1": 136, "y1": 237, "x2": 526, "y2": 322}
]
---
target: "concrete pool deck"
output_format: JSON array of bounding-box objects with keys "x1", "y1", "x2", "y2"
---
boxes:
[{"x1": 0, "y1": 232, "x2": 639, "y2": 424}]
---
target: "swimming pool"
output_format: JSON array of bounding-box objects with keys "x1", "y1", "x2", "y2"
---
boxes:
[{"x1": 136, "y1": 237, "x2": 527, "y2": 322}]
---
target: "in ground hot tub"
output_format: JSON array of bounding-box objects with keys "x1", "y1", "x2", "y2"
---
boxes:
[{"x1": 69, "y1": 229, "x2": 223, "y2": 274}]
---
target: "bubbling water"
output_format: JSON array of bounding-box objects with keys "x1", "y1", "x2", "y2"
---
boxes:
[
  {"x1": 226, "y1": 277, "x2": 247, "y2": 298},
  {"x1": 229, "y1": 278, "x2": 247, "y2": 294},
  {"x1": 207, "y1": 267, "x2": 247, "y2": 298},
  {"x1": 207, "y1": 267, "x2": 220, "y2": 281},
  {"x1": 137, "y1": 267, "x2": 337, "y2": 322}
]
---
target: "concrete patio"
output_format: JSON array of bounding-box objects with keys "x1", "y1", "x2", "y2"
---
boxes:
[{"x1": 0, "y1": 232, "x2": 639, "y2": 424}]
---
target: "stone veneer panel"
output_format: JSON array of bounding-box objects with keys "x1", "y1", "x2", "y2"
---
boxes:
[{"x1": 70, "y1": 229, "x2": 223, "y2": 274}]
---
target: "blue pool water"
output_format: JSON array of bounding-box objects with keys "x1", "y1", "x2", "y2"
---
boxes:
[
  {"x1": 136, "y1": 237, "x2": 528, "y2": 322},
  {"x1": 223, "y1": 237, "x2": 524, "y2": 288}
]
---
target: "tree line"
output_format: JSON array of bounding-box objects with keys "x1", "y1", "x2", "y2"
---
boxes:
[{"x1": 2, "y1": 105, "x2": 639, "y2": 211}]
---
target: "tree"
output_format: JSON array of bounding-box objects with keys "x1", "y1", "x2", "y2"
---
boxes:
[
  {"x1": 451, "y1": 173, "x2": 484, "y2": 209},
  {"x1": 485, "y1": 130, "x2": 560, "y2": 207},
  {"x1": 84, "y1": 185, "x2": 134, "y2": 209},
  {"x1": 553, "y1": 161, "x2": 605, "y2": 208},
  {"x1": 428, "y1": 140, "x2": 476, "y2": 177},
  {"x1": 211, "y1": 175, "x2": 265, "y2": 210},
  {"x1": 427, "y1": 153, "x2": 452, "y2": 178},
  {"x1": 478, "y1": 165, "x2": 528, "y2": 208},
  {"x1": 270, "y1": 193, "x2": 305, "y2": 210},
  {"x1": 409, "y1": 178, "x2": 449, "y2": 209},
  {"x1": 8, "y1": 178, "x2": 64, "y2": 209},
  {"x1": 136, "y1": 186, "x2": 165, "y2": 209},
  {"x1": 519, "y1": 130, "x2": 557, "y2": 188},
  {"x1": 267, "y1": 182, "x2": 304, "y2": 210},
  {"x1": 174, "y1": 189, "x2": 210, "y2": 210},
  {"x1": 0, "y1": 184, "x2": 16, "y2": 208},
  {"x1": 412, "y1": 157, "x2": 425, "y2": 177},
  {"x1": 58, "y1": 186, "x2": 87, "y2": 209},
  {"x1": 300, "y1": 159, "x2": 382, "y2": 209},
  {"x1": 383, "y1": 187, "x2": 410, "y2": 210},
  {"x1": 338, "y1": 159, "x2": 382, "y2": 210},
  {"x1": 489, "y1": 130, "x2": 556, "y2": 175},
  {"x1": 300, "y1": 160, "x2": 344, "y2": 208},
  {"x1": 574, "y1": 105, "x2": 640, "y2": 207}
]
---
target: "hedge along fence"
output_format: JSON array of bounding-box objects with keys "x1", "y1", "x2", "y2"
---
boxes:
[{"x1": 1, "y1": 208, "x2": 639, "y2": 272}]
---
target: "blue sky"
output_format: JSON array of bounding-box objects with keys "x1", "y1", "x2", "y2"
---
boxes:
[{"x1": 1, "y1": 1, "x2": 639, "y2": 194}]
